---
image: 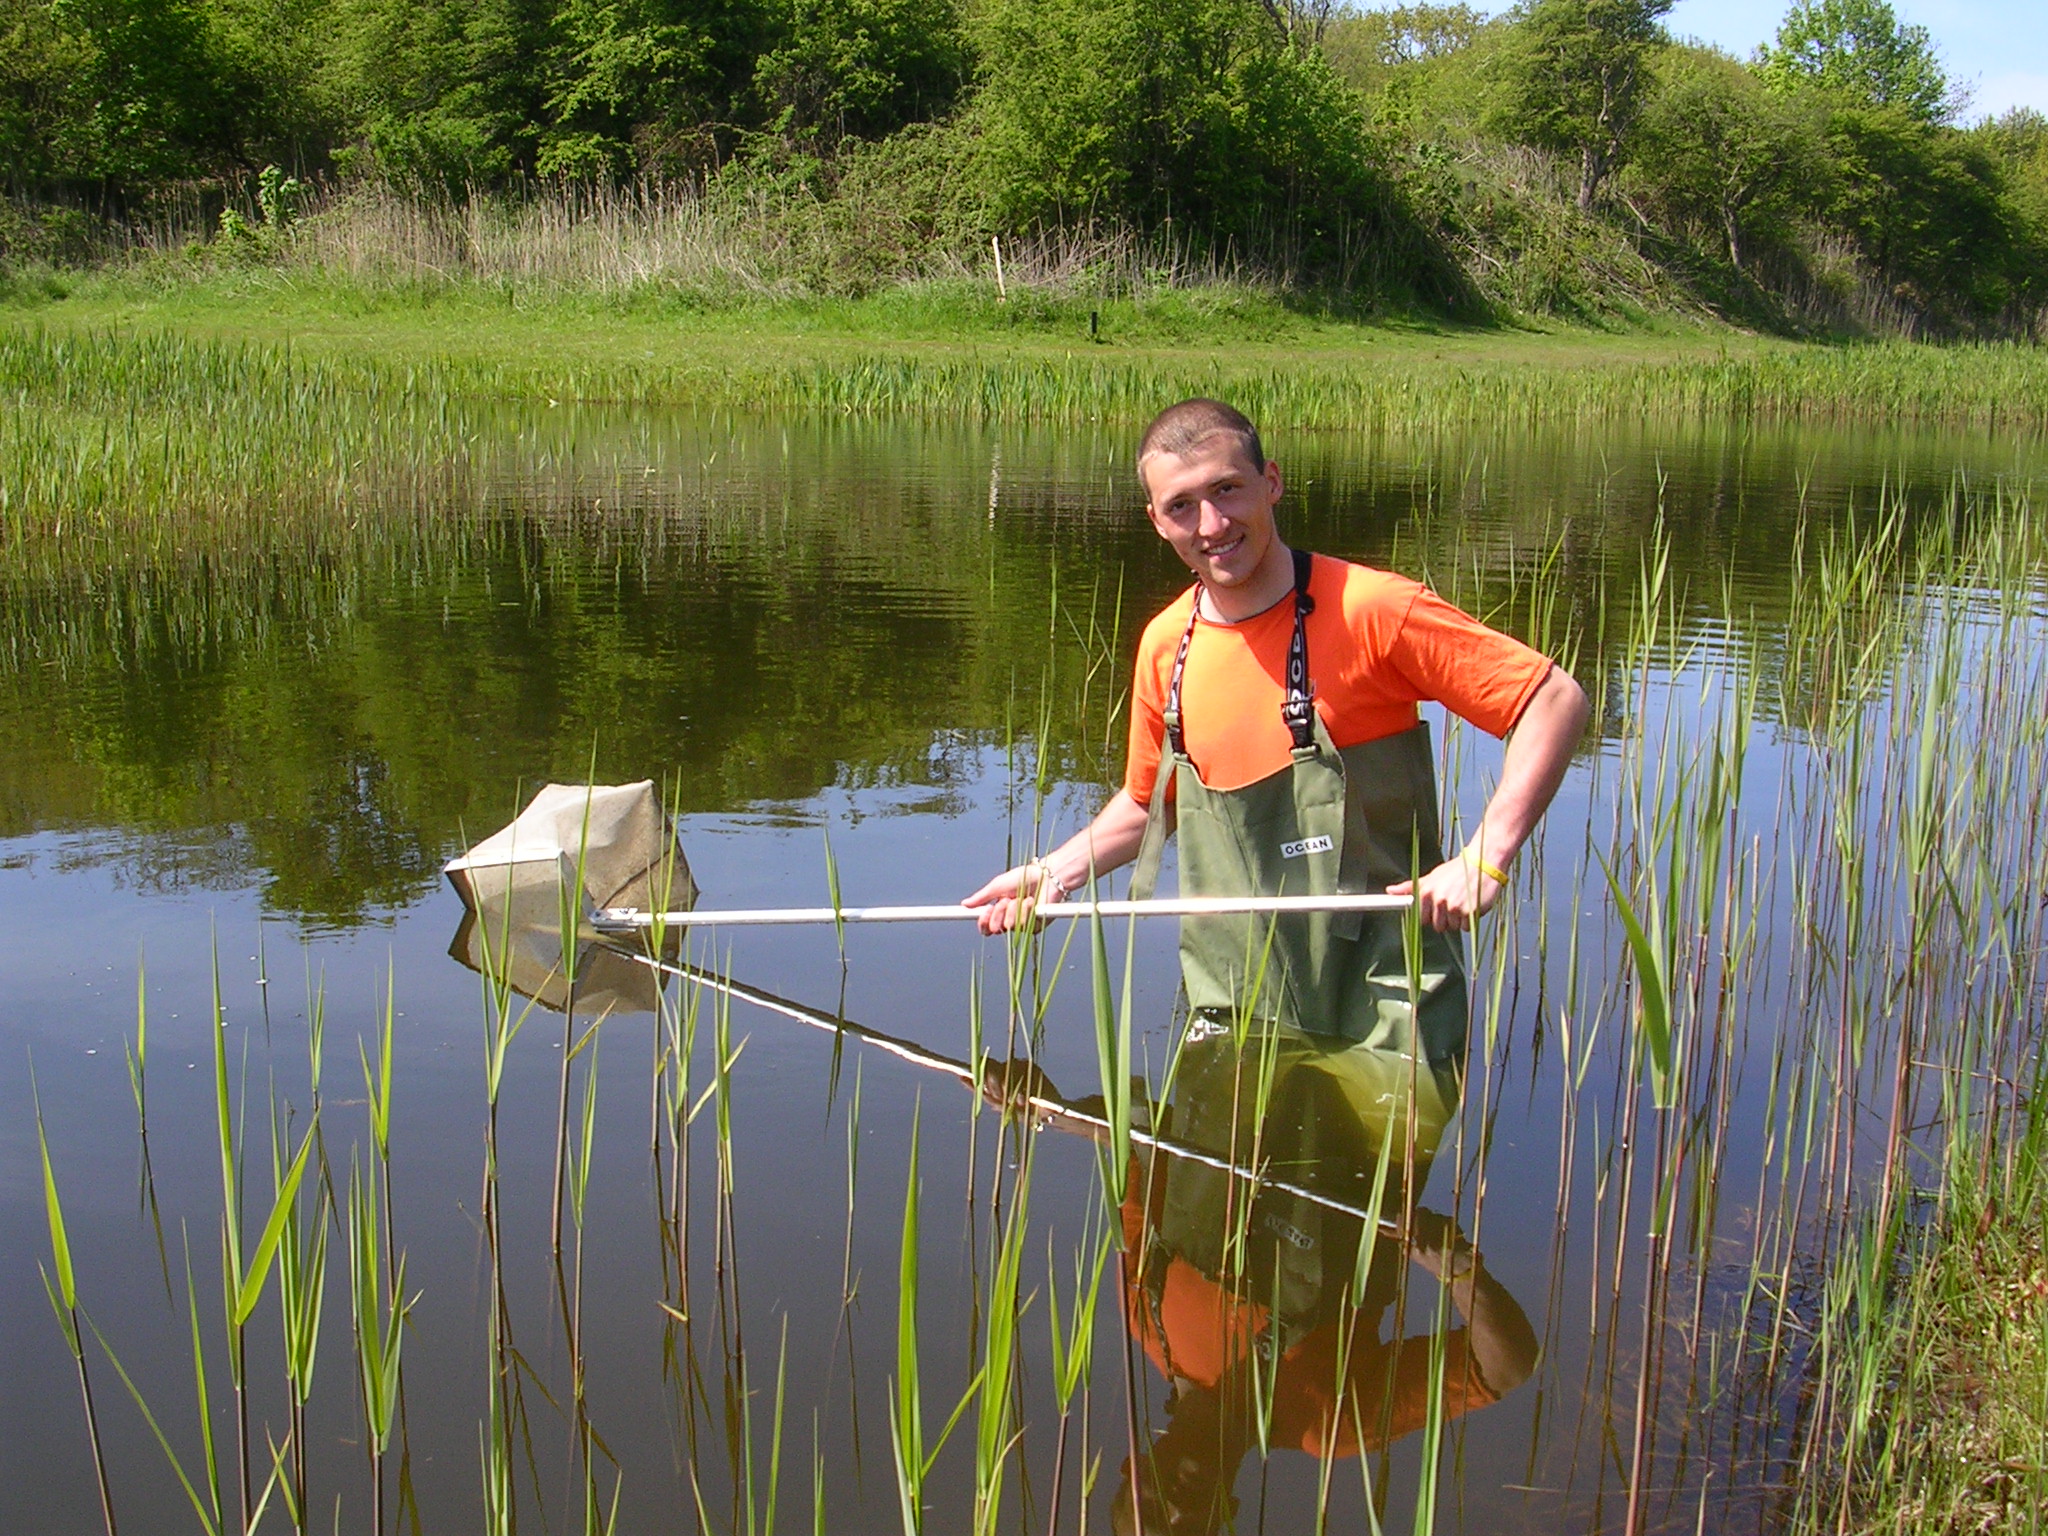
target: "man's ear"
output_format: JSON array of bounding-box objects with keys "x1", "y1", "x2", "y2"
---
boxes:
[
  {"x1": 1142, "y1": 499, "x2": 1172, "y2": 544},
  {"x1": 1264, "y1": 460, "x2": 1284, "y2": 504}
]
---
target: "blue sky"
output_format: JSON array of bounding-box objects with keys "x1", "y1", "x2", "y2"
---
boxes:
[{"x1": 1656, "y1": 0, "x2": 2048, "y2": 120}]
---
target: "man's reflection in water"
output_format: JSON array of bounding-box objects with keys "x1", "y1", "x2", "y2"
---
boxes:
[{"x1": 991, "y1": 1017, "x2": 1537, "y2": 1536}]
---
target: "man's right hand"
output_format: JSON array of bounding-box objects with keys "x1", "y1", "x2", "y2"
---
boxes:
[
  {"x1": 962, "y1": 862, "x2": 1067, "y2": 935},
  {"x1": 962, "y1": 791, "x2": 1154, "y2": 936}
]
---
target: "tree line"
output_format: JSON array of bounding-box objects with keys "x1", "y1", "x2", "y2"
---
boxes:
[{"x1": 2, "y1": 0, "x2": 2043, "y2": 330}]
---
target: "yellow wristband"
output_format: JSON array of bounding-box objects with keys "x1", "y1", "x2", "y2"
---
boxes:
[{"x1": 1464, "y1": 852, "x2": 1510, "y2": 885}]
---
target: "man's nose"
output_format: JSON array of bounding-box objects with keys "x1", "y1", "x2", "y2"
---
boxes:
[{"x1": 1196, "y1": 498, "x2": 1229, "y2": 536}]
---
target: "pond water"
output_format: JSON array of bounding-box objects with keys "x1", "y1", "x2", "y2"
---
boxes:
[{"x1": 4, "y1": 410, "x2": 2044, "y2": 1536}]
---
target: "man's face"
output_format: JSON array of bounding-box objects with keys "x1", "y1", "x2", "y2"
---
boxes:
[{"x1": 1140, "y1": 437, "x2": 1285, "y2": 593}]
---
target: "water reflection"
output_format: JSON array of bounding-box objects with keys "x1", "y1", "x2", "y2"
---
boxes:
[
  {"x1": 446, "y1": 904, "x2": 669, "y2": 1016},
  {"x1": 998, "y1": 1016, "x2": 1536, "y2": 1535}
]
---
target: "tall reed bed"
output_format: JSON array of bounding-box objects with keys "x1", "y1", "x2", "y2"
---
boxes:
[
  {"x1": 1406, "y1": 473, "x2": 2048, "y2": 1530},
  {"x1": 1800, "y1": 1074, "x2": 2048, "y2": 1531},
  {"x1": 6, "y1": 323, "x2": 2048, "y2": 579},
  {"x1": 74, "y1": 179, "x2": 1233, "y2": 301},
  {"x1": 0, "y1": 329, "x2": 503, "y2": 561}
]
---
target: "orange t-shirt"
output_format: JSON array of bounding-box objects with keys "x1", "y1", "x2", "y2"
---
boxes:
[
  {"x1": 1121, "y1": 1254, "x2": 1500, "y2": 1456},
  {"x1": 1118, "y1": 1168, "x2": 1501, "y2": 1457},
  {"x1": 1124, "y1": 554, "x2": 1552, "y2": 804}
]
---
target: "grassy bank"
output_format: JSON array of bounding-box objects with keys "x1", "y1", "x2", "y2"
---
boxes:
[
  {"x1": 9, "y1": 270, "x2": 2048, "y2": 427},
  {"x1": 1799, "y1": 1091, "x2": 2048, "y2": 1533}
]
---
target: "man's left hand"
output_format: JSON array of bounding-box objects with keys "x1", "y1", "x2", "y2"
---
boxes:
[
  {"x1": 979, "y1": 1054, "x2": 1061, "y2": 1117},
  {"x1": 1387, "y1": 857, "x2": 1502, "y2": 933}
]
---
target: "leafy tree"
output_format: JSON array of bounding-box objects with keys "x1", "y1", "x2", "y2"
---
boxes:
[
  {"x1": 1749, "y1": 8, "x2": 2038, "y2": 326},
  {"x1": 1487, "y1": 0, "x2": 1672, "y2": 211},
  {"x1": 966, "y1": 0, "x2": 1427, "y2": 289},
  {"x1": 538, "y1": 0, "x2": 763, "y2": 176},
  {"x1": 1825, "y1": 103, "x2": 2021, "y2": 322},
  {"x1": 1756, "y1": 0, "x2": 1955, "y2": 125},
  {"x1": 1250, "y1": 0, "x2": 1339, "y2": 46},
  {"x1": 1322, "y1": 3, "x2": 1482, "y2": 91},
  {"x1": 50, "y1": 0, "x2": 244, "y2": 188},
  {"x1": 0, "y1": 0, "x2": 94, "y2": 190},
  {"x1": 205, "y1": 0, "x2": 348, "y2": 171},
  {"x1": 1973, "y1": 108, "x2": 2048, "y2": 248},
  {"x1": 327, "y1": 0, "x2": 552, "y2": 186},
  {"x1": 1629, "y1": 45, "x2": 1825, "y2": 272},
  {"x1": 3, "y1": 0, "x2": 326, "y2": 196},
  {"x1": 752, "y1": 0, "x2": 964, "y2": 148},
  {"x1": 965, "y1": 0, "x2": 1153, "y2": 219}
]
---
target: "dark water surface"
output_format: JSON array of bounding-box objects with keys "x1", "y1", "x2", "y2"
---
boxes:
[{"x1": 3, "y1": 411, "x2": 2041, "y2": 1535}]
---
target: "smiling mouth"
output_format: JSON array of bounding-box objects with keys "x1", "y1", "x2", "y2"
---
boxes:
[{"x1": 1200, "y1": 534, "x2": 1245, "y2": 560}]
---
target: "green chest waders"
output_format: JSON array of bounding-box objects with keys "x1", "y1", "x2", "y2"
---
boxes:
[
  {"x1": 1127, "y1": 550, "x2": 1470, "y2": 1360},
  {"x1": 1128, "y1": 549, "x2": 1469, "y2": 1081}
]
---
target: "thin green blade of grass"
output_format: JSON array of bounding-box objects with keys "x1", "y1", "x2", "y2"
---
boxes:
[
  {"x1": 824, "y1": 826, "x2": 846, "y2": 961},
  {"x1": 31, "y1": 1064, "x2": 119, "y2": 1536},
  {"x1": 1086, "y1": 881, "x2": 1135, "y2": 1214},
  {"x1": 890, "y1": 1096, "x2": 926, "y2": 1535},
  {"x1": 972, "y1": 1158, "x2": 1033, "y2": 1536},
  {"x1": 126, "y1": 952, "x2": 147, "y2": 1131}
]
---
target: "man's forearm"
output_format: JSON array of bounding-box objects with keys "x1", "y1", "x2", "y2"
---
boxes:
[
  {"x1": 1036, "y1": 790, "x2": 1153, "y2": 893},
  {"x1": 1464, "y1": 666, "x2": 1589, "y2": 872},
  {"x1": 1446, "y1": 1263, "x2": 1540, "y2": 1395}
]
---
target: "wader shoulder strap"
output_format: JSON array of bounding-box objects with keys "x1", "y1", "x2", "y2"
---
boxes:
[
  {"x1": 1282, "y1": 547, "x2": 1318, "y2": 751},
  {"x1": 1127, "y1": 772, "x2": 1173, "y2": 901},
  {"x1": 1164, "y1": 550, "x2": 1320, "y2": 761},
  {"x1": 1163, "y1": 589, "x2": 1200, "y2": 761},
  {"x1": 1132, "y1": 587, "x2": 1201, "y2": 903}
]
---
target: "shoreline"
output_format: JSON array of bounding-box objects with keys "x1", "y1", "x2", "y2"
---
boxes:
[{"x1": 6, "y1": 275, "x2": 2048, "y2": 432}]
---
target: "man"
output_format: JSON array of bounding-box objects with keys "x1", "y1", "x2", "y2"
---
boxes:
[{"x1": 965, "y1": 398, "x2": 1587, "y2": 1065}]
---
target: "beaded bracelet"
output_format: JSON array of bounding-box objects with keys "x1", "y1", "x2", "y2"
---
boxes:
[{"x1": 1024, "y1": 861, "x2": 1070, "y2": 897}]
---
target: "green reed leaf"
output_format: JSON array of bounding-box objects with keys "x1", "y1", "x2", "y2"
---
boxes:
[
  {"x1": 236, "y1": 1116, "x2": 319, "y2": 1327},
  {"x1": 33, "y1": 1076, "x2": 76, "y2": 1315},
  {"x1": 1599, "y1": 851, "x2": 1675, "y2": 1109}
]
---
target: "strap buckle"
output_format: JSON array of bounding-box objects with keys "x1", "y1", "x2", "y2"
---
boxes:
[{"x1": 1281, "y1": 695, "x2": 1317, "y2": 750}]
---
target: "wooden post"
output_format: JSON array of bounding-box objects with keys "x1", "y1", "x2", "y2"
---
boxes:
[{"x1": 991, "y1": 234, "x2": 1007, "y2": 302}]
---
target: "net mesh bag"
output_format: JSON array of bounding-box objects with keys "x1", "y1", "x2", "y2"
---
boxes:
[
  {"x1": 444, "y1": 781, "x2": 698, "y2": 918},
  {"x1": 442, "y1": 782, "x2": 697, "y2": 1016}
]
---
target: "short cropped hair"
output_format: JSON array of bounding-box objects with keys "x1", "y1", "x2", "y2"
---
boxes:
[{"x1": 1135, "y1": 399, "x2": 1265, "y2": 494}]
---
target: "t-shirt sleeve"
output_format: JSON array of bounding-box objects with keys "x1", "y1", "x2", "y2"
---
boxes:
[
  {"x1": 1123, "y1": 621, "x2": 1172, "y2": 805},
  {"x1": 1383, "y1": 583, "x2": 1553, "y2": 739}
]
